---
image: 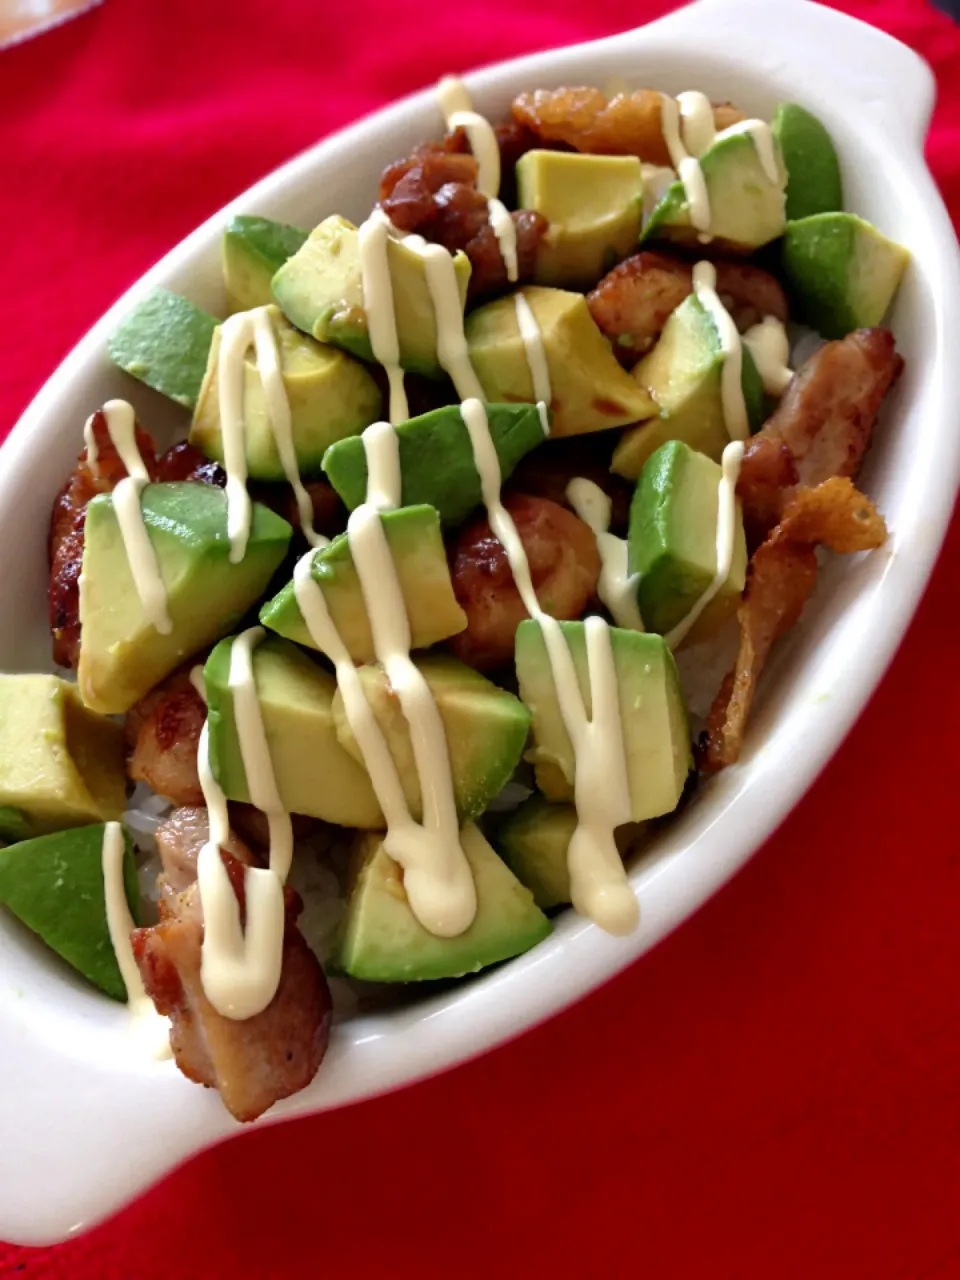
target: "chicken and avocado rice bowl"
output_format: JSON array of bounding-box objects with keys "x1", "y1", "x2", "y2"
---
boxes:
[{"x1": 0, "y1": 79, "x2": 905, "y2": 1122}]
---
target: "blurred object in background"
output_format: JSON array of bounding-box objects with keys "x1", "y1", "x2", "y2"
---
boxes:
[{"x1": 0, "y1": 0, "x2": 101, "y2": 51}]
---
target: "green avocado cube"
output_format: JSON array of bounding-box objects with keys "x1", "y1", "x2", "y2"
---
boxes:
[
  {"x1": 190, "y1": 304, "x2": 382, "y2": 480},
  {"x1": 612, "y1": 291, "x2": 765, "y2": 479},
  {"x1": 781, "y1": 212, "x2": 909, "y2": 338},
  {"x1": 222, "y1": 215, "x2": 309, "y2": 313},
  {"x1": 494, "y1": 794, "x2": 649, "y2": 910},
  {"x1": 772, "y1": 103, "x2": 843, "y2": 221},
  {"x1": 465, "y1": 286, "x2": 657, "y2": 438},
  {"x1": 332, "y1": 823, "x2": 551, "y2": 982},
  {"x1": 515, "y1": 620, "x2": 691, "y2": 816},
  {"x1": 642, "y1": 127, "x2": 787, "y2": 253},
  {"x1": 107, "y1": 288, "x2": 218, "y2": 410},
  {"x1": 0, "y1": 823, "x2": 138, "y2": 1001},
  {"x1": 260, "y1": 505, "x2": 467, "y2": 663},
  {"x1": 272, "y1": 214, "x2": 471, "y2": 378},
  {"x1": 516, "y1": 150, "x2": 644, "y2": 289},
  {"x1": 205, "y1": 635, "x2": 383, "y2": 829},
  {"x1": 628, "y1": 439, "x2": 747, "y2": 644},
  {"x1": 0, "y1": 676, "x2": 125, "y2": 833},
  {"x1": 78, "y1": 483, "x2": 292, "y2": 715},
  {"x1": 322, "y1": 402, "x2": 545, "y2": 527},
  {"x1": 332, "y1": 654, "x2": 531, "y2": 824}
]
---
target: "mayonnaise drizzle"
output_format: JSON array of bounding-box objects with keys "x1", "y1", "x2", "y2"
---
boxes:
[
  {"x1": 195, "y1": 627, "x2": 294, "y2": 1020},
  {"x1": 659, "y1": 94, "x2": 712, "y2": 240},
  {"x1": 404, "y1": 234, "x2": 487, "y2": 402},
  {"x1": 84, "y1": 400, "x2": 172, "y2": 635},
  {"x1": 664, "y1": 440, "x2": 745, "y2": 650},
  {"x1": 692, "y1": 260, "x2": 749, "y2": 441},
  {"x1": 459, "y1": 399, "x2": 638, "y2": 935},
  {"x1": 715, "y1": 118, "x2": 781, "y2": 184},
  {"x1": 217, "y1": 306, "x2": 324, "y2": 562},
  {"x1": 513, "y1": 293, "x2": 552, "y2": 434},
  {"x1": 436, "y1": 74, "x2": 518, "y2": 282},
  {"x1": 743, "y1": 316, "x2": 793, "y2": 396},
  {"x1": 101, "y1": 821, "x2": 172, "y2": 1059},
  {"x1": 362, "y1": 419, "x2": 402, "y2": 511},
  {"x1": 566, "y1": 478, "x2": 645, "y2": 632},
  {"x1": 676, "y1": 90, "x2": 716, "y2": 157},
  {"x1": 358, "y1": 210, "x2": 409, "y2": 425}
]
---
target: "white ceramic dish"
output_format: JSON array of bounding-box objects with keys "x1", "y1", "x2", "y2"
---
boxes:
[{"x1": 1, "y1": 0, "x2": 957, "y2": 1245}]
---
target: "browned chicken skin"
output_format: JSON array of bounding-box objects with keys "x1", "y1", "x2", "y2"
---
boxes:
[
  {"x1": 448, "y1": 494, "x2": 600, "y2": 671},
  {"x1": 126, "y1": 668, "x2": 207, "y2": 807},
  {"x1": 738, "y1": 328, "x2": 903, "y2": 544},
  {"x1": 587, "y1": 250, "x2": 789, "y2": 366},
  {"x1": 133, "y1": 849, "x2": 332, "y2": 1124}
]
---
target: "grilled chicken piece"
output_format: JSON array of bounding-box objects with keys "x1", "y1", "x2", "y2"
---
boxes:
[
  {"x1": 700, "y1": 479, "x2": 888, "y2": 773},
  {"x1": 738, "y1": 328, "x2": 903, "y2": 544},
  {"x1": 132, "y1": 849, "x2": 332, "y2": 1123},
  {"x1": 154, "y1": 805, "x2": 256, "y2": 896},
  {"x1": 154, "y1": 440, "x2": 226, "y2": 487},
  {"x1": 48, "y1": 408, "x2": 158, "y2": 667},
  {"x1": 126, "y1": 669, "x2": 206, "y2": 807},
  {"x1": 448, "y1": 494, "x2": 601, "y2": 671},
  {"x1": 587, "y1": 251, "x2": 789, "y2": 366}
]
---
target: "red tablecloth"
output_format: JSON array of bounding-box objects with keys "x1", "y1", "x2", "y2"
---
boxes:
[{"x1": 1, "y1": 1, "x2": 959, "y2": 1275}]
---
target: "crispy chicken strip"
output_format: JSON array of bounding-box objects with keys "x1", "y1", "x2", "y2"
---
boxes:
[
  {"x1": 512, "y1": 88, "x2": 742, "y2": 166},
  {"x1": 132, "y1": 850, "x2": 332, "y2": 1123},
  {"x1": 48, "y1": 408, "x2": 158, "y2": 668},
  {"x1": 126, "y1": 669, "x2": 207, "y2": 807},
  {"x1": 738, "y1": 328, "x2": 903, "y2": 544},
  {"x1": 587, "y1": 251, "x2": 789, "y2": 366},
  {"x1": 700, "y1": 478, "x2": 888, "y2": 773},
  {"x1": 448, "y1": 494, "x2": 600, "y2": 671}
]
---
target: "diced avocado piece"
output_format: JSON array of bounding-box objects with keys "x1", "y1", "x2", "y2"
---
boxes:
[
  {"x1": 781, "y1": 212, "x2": 909, "y2": 339},
  {"x1": 515, "y1": 620, "x2": 691, "y2": 816},
  {"x1": 107, "y1": 288, "x2": 218, "y2": 411},
  {"x1": 611, "y1": 291, "x2": 765, "y2": 479},
  {"x1": 272, "y1": 214, "x2": 471, "y2": 378},
  {"x1": 642, "y1": 127, "x2": 787, "y2": 253},
  {"x1": 628, "y1": 440, "x2": 747, "y2": 644},
  {"x1": 190, "y1": 304, "x2": 382, "y2": 481},
  {"x1": 322, "y1": 402, "x2": 545, "y2": 526},
  {"x1": 772, "y1": 103, "x2": 843, "y2": 221},
  {"x1": 222, "y1": 215, "x2": 309, "y2": 312},
  {"x1": 465, "y1": 287, "x2": 656, "y2": 437},
  {"x1": 260, "y1": 505, "x2": 466, "y2": 664},
  {"x1": 0, "y1": 676, "x2": 125, "y2": 833},
  {"x1": 0, "y1": 823, "x2": 138, "y2": 1001},
  {"x1": 333, "y1": 823, "x2": 551, "y2": 982},
  {"x1": 205, "y1": 635, "x2": 383, "y2": 828},
  {"x1": 516, "y1": 151, "x2": 644, "y2": 289},
  {"x1": 78, "y1": 483, "x2": 292, "y2": 715},
  {"x1": 0, "y1": 807, "x2": 31, "y2": 844},
  {"x1": 332, "y1": 655, "x2": 531, "y2": 824},
  {"x1": 494, "y1": 795, "x2": 649, "y2": 910}
]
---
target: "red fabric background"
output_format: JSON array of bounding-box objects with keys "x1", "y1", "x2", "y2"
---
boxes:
[{"x1": 1, "y1": 1, "x2": 959, "y2": 1275}]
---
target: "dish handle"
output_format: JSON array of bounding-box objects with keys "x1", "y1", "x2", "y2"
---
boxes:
[{"x1": 635, "y1": 0, "x2": 936, "y2": 147}]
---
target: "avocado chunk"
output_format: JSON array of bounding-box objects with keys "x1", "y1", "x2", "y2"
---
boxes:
[
  {"x1": 333, "y1": 823, "x2": 551, "y2": 982},
  {"x1": 107, "y1": 288, "x2": 218, "y2": 411},
  {"x1": 0, "y1": 823, "x2": 138, "y2": 1001},
  {"x1": 465, "y1": 287, "x2": 656, "y2": 437},
  {"x1": 332, "y1": 655, "x2": 531, "y2": 823},
  {"x1": 0, "y1": 808, "x2": 31, "y2": 844},
  {"x1": 190, "y1": 304, "x2": 382, "y2": 481},
  {"x1": 628, "y1": 439, "x2": 747, "y2": 644},
  {"x1": 260, "y1": 505, "x2": 467, "y2": 664},
  {"x1": 78, "y1": 483, "x2": 292, "y2": 715},
  {"x1": 494, "y1": 794, "x2": 649, "y2": 910},
  {"x1": 222, "y1": 215, "x2": 309, "y2": 312},
  {"x1": 642, "y1": 126, "x2": 787, "y2": 253},
  {"x1": 772, "y1": 103, "x2": 843, "y2": 221},
  {"x1": 0, "y1": 676, "x2": 125, "y2": 833},
  {"x1": 611, "y1": 290, "x2": 765, "y2": 479},
  {"x1": 322, "y1": 402, "x2": 545, "y2": 526},
  {"x1": 515, "y1": 620, "x2": 691, "y2": 817},
  {"x1": 516, "y1": 151, "x2": 644, "y2": 289},
  {"x1": 781, "y1": 212, "x2": 909, "y2": 339},
  {"x1": 205, "y1": 635, "x2": 383, "y2": 828},
  {"x1": 272, "y1": 214, "x2": 470, "y2": 378}
]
